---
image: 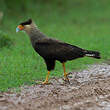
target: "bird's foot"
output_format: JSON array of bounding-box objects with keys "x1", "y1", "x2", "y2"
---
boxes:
[
  {"x1": 42, "y1": 80, "x2": 49, "y2": 85},
  {"x1": 64, "y1": 77, "x2": 70, "y2": 83},
  {"x1": 64, "y1": 73, "x2": 70, "y2": 84}
]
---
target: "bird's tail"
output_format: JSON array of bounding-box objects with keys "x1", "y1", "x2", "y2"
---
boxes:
[{"x1": 84, "y1": 50, "x2": 101, "y2": 59}]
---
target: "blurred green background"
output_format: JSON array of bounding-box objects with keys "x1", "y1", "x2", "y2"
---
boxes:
[{"x1": 0, "y1": 0, "x2": 109, "y2": 91}]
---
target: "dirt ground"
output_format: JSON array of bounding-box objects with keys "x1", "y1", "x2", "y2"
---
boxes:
[{"x1": 1, "y1": 63, "x2": 110, "y2": 110}]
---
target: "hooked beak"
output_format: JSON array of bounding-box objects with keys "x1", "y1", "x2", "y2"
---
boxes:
[{"x1": 16, "y1": 25, "x2": 24, "y2": 32}]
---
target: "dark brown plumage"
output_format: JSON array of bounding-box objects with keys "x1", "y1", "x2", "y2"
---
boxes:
[{"x1": 16, "y1": 19, "x2": 101, "y2": 84}]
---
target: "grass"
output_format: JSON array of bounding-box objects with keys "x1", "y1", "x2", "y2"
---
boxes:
[{"x1": 0, "y1": 0, "x2": 110, "y2": 91}]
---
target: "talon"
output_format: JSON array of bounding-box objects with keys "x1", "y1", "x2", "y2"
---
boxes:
[
  {"x1": 42, "y1": 80, "x2": 48, "y2": 84},
  {"x1": 64, "y1": 72, "x2": 69, "y2": 77},
  {"x1": 42, "y1": 71, "x2": 50, "y2": 85},
  {"x1": 64, "y1": 75, "x2": 70, "y2": 84},
  {"x1": 64, "y1": 73, "x2": 69, "y2": 80},
  {"x1": 62, "y1": 63, "x2": 70, "y2": 84},
  {"x1": 64, "y1": 76, "x2": 69, "y2": 81}
]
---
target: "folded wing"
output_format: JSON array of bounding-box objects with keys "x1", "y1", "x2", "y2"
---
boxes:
[{"x1": 34, "y1": 38, "x2": 85, "y2": 62}]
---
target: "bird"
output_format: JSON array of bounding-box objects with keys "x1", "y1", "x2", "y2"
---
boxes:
[{"x1": 16, "y1": 19, "x2": 101, "y2": 84}]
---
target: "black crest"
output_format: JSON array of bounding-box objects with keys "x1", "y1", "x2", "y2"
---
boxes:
[{"x1": 20, "y1": 19, "x2": 32, "y2": 26}]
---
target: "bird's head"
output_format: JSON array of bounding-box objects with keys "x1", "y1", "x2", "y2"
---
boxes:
[{"x1": 16, "y1": 19, "x2": 33, "y2": 33}]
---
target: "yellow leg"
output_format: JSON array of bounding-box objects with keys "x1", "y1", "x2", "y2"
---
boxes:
[
  {"x1": 42, "y1": 71, "x2": 50, "y2": 84},
  {"x1": 62, "y1": 63, "x2": 69, "y2": 81}
]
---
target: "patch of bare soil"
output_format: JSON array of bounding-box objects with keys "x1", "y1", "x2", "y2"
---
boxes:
[{"x1": 1, "y1": 63, "x2": 110, "y2": 110}]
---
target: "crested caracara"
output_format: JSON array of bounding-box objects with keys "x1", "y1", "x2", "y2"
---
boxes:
[{"x1": 16, "y1": 19, "x2": 101, "y2": 84}]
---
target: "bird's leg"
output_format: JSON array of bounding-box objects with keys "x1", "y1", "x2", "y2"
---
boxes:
[
  {"x1": 42, "y1": 71, "x2": 50, "y2": 84},
  {"x1": 62, "y1": 62, "x2": 69, "y2": 82}
]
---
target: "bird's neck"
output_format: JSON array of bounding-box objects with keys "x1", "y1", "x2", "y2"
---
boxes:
[
  {"x1": 25, "y1": 24, "x2": 46, "y2": 47},
  {"x1": 25, "y1": 24, "x2": 46, "y2": 42}
]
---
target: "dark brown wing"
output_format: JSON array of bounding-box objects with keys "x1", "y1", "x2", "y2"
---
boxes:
[{"x1": 34, "y1": 38, "x2": 85, "y2": 62}]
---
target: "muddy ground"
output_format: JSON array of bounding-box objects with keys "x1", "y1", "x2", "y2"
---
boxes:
[{"x1": 1, "y1": 63, "x2": 110, "y2": 110}]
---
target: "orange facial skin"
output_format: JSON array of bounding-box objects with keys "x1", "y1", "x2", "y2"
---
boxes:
[{"x1": 17, "y1": 25, "x2": 24, "y2": 30}]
